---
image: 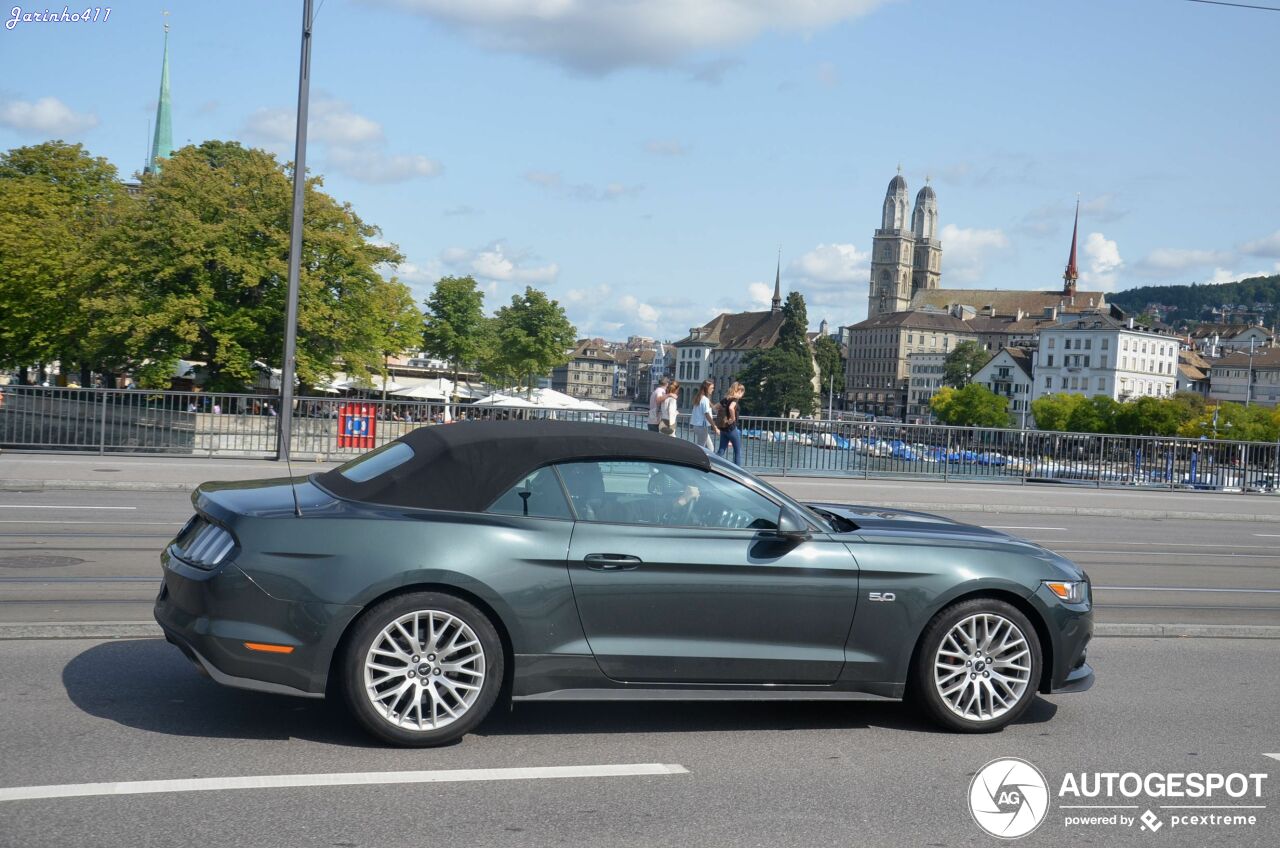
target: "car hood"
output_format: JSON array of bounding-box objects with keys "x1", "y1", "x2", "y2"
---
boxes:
[{"x1": 804, "y1": 501, "x2": 1043, "y2": 547}]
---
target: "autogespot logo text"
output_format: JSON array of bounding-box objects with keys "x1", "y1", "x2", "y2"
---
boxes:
[{"x1": 969, "y1": 758, "x2": 1051, "y2": 839}]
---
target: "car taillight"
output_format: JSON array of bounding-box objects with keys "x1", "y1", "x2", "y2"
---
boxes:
[{"x1": 172, "y1": 515, "x2": 237, "y2": 570}]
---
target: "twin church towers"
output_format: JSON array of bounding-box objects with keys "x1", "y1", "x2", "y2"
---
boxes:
[{"x1": 867, "y1": 168, "x2": 943, "y2": 318}]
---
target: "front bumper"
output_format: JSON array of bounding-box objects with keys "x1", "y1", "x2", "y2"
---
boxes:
[
  {"x1": 1032, "y1": 583, "x2": 1094, "y2": 694},
  {"x1": 154, "y1": 549, "x2": 359, "y2": 697}
]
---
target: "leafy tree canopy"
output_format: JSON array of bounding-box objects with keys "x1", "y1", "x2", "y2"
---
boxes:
[
  {"x1": 943, "y1": 340, "x2": 990, "y2": 388},
  {"x1": 84, "y1": 140, "x2": 405, "y2": 389},
  {"x1": 930, "y1": 383, "x2": 1011, "y2": 428},
  {"x1": 813, "y1": 334, "x2": 842, "y2": 395},
  {"x1": 484, "y1": 287, "x2": 576, "y2": 392},
  {"x1": 422, "y1": 275, "x2": 488, "y2": 397}
]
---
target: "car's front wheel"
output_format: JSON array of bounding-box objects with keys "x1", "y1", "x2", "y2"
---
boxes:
[
  {"x1": 342, "y1": 591, "x2": 504, "y2": 747},
  {"x1": 912, "y1": 598, "x2": 1042, "y2": 733}
]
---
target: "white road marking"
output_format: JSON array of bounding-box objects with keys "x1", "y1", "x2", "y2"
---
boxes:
[
  {"x1": 0, "y1": 763, "x2": 689, "y2": 803},
  {"x1": 0, "y1": 505, "x2": 136, "y2": 511},
  {"x1": 1264, "y1": 754, "x2": 1280, "y2": 761},
  {"x1": 984, "y1": 526, "x2": 1068, "y2": 531},
  {"x1": 1059, "y1": 805, "x2": 1139, "y2": 809},
  {"x1": 1055, "y1": 551, "x2": 1280, "y2": 559},
  {"x1": 1034, "y1": 540, "x2": 1278, "y2": 550},
  {"x1": 1255, "y1": 534, "x2": 1280, "y2": 538},
  {"x1": 0, "y1": 520, "x2": 182, "y2": 526},
  {"x1": 1094, "y1": 586, "x2": 1280, "y2": 594}
]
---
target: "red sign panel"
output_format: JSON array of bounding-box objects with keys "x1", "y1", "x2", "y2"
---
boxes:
[{"x1": 337, "y1": 403, "x2": 376, "y2": 449}]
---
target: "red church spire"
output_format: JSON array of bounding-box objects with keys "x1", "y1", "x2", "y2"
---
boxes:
[{"x1": 1063, "y1": 197, "x2": 1080, "y2": 297}]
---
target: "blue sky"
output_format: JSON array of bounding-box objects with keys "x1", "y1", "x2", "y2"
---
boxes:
[{"x1": 3, "y1": 0, "x2": 1279, "y2": 340}]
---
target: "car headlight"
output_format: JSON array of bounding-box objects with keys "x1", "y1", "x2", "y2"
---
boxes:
[{"x1": 1044, "y1": 580, "x2": 1088, "y2": 604}]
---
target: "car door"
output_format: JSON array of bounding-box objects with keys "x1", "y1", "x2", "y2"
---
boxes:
[{"x1": 556, "y1": 460, "x2": 859, "y2": 684}]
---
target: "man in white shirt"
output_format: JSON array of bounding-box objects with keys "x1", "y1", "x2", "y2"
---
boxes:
[{"x1": 647, "y1": 375, "x2": 669, "y2": 432}]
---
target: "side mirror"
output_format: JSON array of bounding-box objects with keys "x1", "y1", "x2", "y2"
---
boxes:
[{"x1": 776, "y1": 506, "x2": 812, "y2": 541}]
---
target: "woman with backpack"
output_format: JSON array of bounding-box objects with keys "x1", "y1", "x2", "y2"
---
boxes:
[{"x1": 716, "y1": 381, "x2": 745, "y2": 465}]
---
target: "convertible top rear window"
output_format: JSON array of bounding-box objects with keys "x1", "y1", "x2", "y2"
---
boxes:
[{"x1": 334, "y1": 441, "x2": 414, "y2": 483}]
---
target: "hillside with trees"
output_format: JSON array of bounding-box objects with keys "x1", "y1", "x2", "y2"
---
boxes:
[{"x1": 1108, "y1": 274, "x2": 1280, "y2": 325}]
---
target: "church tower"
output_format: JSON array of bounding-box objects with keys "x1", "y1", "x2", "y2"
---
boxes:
[
  {"x1": 867, "y1": 168, "x2": 916, "y2": 318},
  {"x1": 910, "y1": 179, "x2": 942, "y2": 294},
  {"x1": 146, "y1": 14, "x2": 174, "y2": 175},
  {"x1": 1063, "y1": 197, "x2": 1080, "y2": 298}
]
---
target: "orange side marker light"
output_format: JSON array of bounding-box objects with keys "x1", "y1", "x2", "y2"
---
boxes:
[{"x1": 243, "y1": 642, "x2": 295, "y2": 654}]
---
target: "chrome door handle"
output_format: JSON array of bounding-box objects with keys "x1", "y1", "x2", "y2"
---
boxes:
[{"x1": 583, "y1": 553, "x2": 642, "y2": 571}]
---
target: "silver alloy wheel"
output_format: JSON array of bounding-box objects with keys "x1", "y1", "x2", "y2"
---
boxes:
[
  {"x1": 934, "y1": 613, "x2": 1031, "y2": 722},
  {"x1": 363, "y1": 609, "x2": 486, "y2": 732}
]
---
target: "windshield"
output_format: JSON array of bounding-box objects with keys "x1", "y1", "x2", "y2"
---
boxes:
[{"x1": 707, "y1": 454, "x2": 836, "y2": 532}]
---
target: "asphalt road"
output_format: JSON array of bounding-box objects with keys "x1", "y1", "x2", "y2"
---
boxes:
[
  {"x1": 0, "y1": 487, "x2": 1277, "y2": 626},
  {"x1": 0, "y1": 636, "x2": 1276, "y2": 847}
]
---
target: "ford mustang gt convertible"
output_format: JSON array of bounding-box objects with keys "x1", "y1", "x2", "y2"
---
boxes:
[{"x1": 155, "y1": 420, "x2": 1093, "y2": 746}]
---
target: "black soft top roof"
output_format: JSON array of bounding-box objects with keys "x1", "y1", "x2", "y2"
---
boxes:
[{"x1": 316, "y1": 419, "x2": 711, "y2": 512}]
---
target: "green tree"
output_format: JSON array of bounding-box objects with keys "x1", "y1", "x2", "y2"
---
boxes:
[
  {"x1": 1179, "y1": 402, "x2": 1280, "y2": 442},
  {"x1": 929, "y1": 383, "x2": 1012, "y2": 427},
  {"x1": 1113, "y1": 395, "x2": 1185, "y2": 436},
  {"x1": 421, "y1": 275, "x2": 488, "y2": 400},
  {"x1": 371, "y1": 280, "x2": 424, "y2": 397},
  {"x1": 813, "y1": 334, "x2": 842, "y2": 404},
  {"x1": 738, "y1": 292, "x2": 817, "y2": 417},
  {"x1": 0, "y1": 141, "x2": 124, "y2": 383},
  {"x1": 85, "y1": 141, "x2": 403, "y2": 389},
  {"x1": 1030, "y1": 393, "x2": 1088, "y2": 432},
  {"x1": 943, "y1": 340, "x2": 990, "y2": 387},
  {"x1": 486, "y1": 287, "x2": 577, "y2": 393}
]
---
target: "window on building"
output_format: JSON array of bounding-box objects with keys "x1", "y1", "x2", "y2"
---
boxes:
[
  {"x1": 1097, "y1": 377, "x2": 1105, "y2": 391},
  {"x1": 1102, "y1": 338, "x2": 1109, "y2": 350},
  {"x1": 1046, "y1": 354, "x2": 1054, "y2": 367}
]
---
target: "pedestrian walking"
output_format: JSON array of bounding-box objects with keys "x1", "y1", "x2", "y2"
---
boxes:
[
  {"x1": 658, "y1": 380, "x2": 680, "y2": 436},
  {"x1": 691, "y1": 379, "x2": 718, "y2": 451},
  {"x1": 716, "y1": 381, "x2": 745, "y2": 465},
  {"x1": 647, "y1": 375, "x2": 669, "y2": 433}
]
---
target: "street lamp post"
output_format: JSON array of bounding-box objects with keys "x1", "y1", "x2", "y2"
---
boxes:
[{"x1": 276, "y1": 0, "x2": 314, "y2": 463}]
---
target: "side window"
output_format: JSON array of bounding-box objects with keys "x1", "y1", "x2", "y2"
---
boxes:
[
  {"x1": 556, "y1": 461, "x2": 780, "y2": 530},
  {"x1": 486, "y1": 467, "x2": 572, "y2": 519}
]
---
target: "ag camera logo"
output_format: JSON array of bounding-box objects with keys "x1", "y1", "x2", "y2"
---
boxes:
[{"x1": 969, "y1": 757, "x2": 1051, "y2": 839}]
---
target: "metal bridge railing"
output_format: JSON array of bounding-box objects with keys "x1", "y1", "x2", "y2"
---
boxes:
[{"x1": 1, "y1": 386, "x2": 1277, "y2": 494}]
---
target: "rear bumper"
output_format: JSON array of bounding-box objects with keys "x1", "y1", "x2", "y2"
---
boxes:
[{"x1": 154, "y1": 549, "x2": 360, "y2": 697}]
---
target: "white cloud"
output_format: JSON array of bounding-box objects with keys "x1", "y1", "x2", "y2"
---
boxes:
[
  {"x1": 372, "y1": 0, "x2": 891, "y2": 74},
  {"x1": 747, "y1": 282, "x2": 774, "y2": 308},
  {"x1": 789, "y1": 242, "x2": 869, "y2": 284},
  {"x1": 562, "y1": 284, "x2": 663, "y2": 337},
  {"x1": 242, "y1": 97, "x2": 439, "y2": 184},
  {"x1": 1134, "y1": 247, "x2": 1232, "y2": 275},
  {"x1": 1080, "y1": 231, "x2": 1123, "y2": 291},
  {"x1": 1203, "y1": 265, "x2": 1279, "y2": 285},
  {"x1": 327, "y1": 149, "x2": 442, "y2": 183},
  {"x1": 938, "y1": 224, "x2": 1010, "y2": 284},
  {"x1": 0, "y1": 97, "x2": 98, "y2": 136},
  {"x1": 523, "y1": 169, "x2": 642, "y2": 201},
  {"x1": 1240, "y1": 229, "x2": 1280, "y2": 258},
  {"x1": 441, "y1": 241, "x2": 559, "y2": 285},
  {"x1": 644, "y1": 139, "x2": 687, "y2": 156}
]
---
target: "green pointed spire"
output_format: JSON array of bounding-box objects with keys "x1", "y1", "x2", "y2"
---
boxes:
[{"x1": 147, "y1": 15, "x2": 173, "y2": 174}]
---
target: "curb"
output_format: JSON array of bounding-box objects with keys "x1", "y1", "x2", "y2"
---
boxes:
[
  {"x1": 2, "y1": 621, "x2": 1279, "y2": 640},
  {"x1": 3, "y1": 479, "x2": 1276, "y2": 523}
]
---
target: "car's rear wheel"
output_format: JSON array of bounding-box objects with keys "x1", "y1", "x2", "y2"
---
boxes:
[
  {"x1": 912, "y1": 598, "x2": 1041, "y2": 733},
  {"x1": 342, "y1": 591, "x2": 504, "y2": 747}
]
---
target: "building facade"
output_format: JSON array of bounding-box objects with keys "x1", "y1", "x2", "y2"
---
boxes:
[
  {"x1": 973, "y1": 347, "x2": 1035, "y2": 427},
  {"x1": 906, "y1": 352, "x2": 947, "y2": 422},
  {"x1": 673, "y1": 267, "x2": 787, "y2": 408},
  {"x1": 1032, "y1": 316, "x2": 1179, "y2": 402},
  {"x1": 844, "y1": 311, "x2": 976, "y2": 419},
  {"x1": 867, "y1": 170, "x2": 943, "y2": 319},
  {"x1": 550, "y1": 339, "x2": 616, "y2": 400},
  {"x1": 1208, "y1": 348, "x2": 1280, "y2": 407}
]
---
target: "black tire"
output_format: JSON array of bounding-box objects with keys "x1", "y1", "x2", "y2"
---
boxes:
[
  {"x1": 341, "y1": 591, "x2": 504, "y2": 747},
  {"x1": 911, "y1": 598, "x2": 1042, "y2": 733}
]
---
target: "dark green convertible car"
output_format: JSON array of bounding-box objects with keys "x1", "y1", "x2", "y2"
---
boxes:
[{"x1": 155, "y1": 420, "x2": 1093, "y2": 746}]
